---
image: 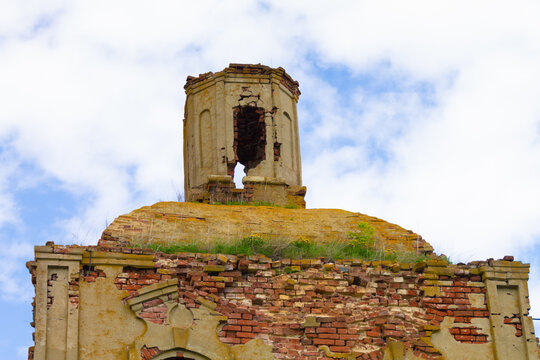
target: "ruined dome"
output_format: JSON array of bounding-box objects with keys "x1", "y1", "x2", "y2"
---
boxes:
[{"x1": 99, "y1": 202, "x2": 433, "y2": 255}]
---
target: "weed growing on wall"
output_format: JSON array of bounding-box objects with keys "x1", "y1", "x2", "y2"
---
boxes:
[
  {"x1": 213, "y1": 235, "x2": 283, "y2": 258},
  {"x1": 132, "y1": 223, "x2": 427, "y2": 263},
  {"x1": 348, "y1": 222, "x2": 375, "y2": 248},
  {"x1": 344, "y1": 222, "x2": 378, "y2": 259}
]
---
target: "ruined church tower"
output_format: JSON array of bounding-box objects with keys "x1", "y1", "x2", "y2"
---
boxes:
[
  {"x1": 27, "y1": 64, "x2": 540, "y2": 360},
  {"x1": 183, "y1": 64, "x2": 306, "y2": 207}
]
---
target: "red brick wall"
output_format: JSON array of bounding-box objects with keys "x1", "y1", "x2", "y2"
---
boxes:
[{"x1": 29, "y1": 245, "x2": 524, "y2": 360}]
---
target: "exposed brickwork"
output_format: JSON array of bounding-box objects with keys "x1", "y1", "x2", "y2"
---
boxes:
[
  {"x1": 422, "y1": 260, "x2": 489, "y2": 344},
  {"x1": 114, "y1": 267, "x2": 161, "y2": 294},
  {"x1": 30, "y1": 243, "x2": 537, "y2": 359},
  {"x1": 504, "y1": 314, "x2": 523, "y2": 337},
  {"x1": 140, "y1": 346, "x2": 197, "y2": 360},
  {"x1": 49, "y1": 244, "x2": 505, "y2": 359},
  {"x1": 139, "y1": 301, "x2": 168, "y2": 325},
  {"x1": 81, "y1": 266, "x2": 106, "y2": 283},
  {"x1": 140, "y1": 345, "x2": 161, "y2": 360},
  {"x1": 188, "y1": 179, "x2": 307, "y2": 207},
  {"x1": 200, "y1": 179, "x2": 255, "y2": 204},
  {"x1": 46, "y1": 272, "x2": 57, "y2": 310},
  {"x1": 68, "y1": 275, "x2": 79, "y2": 309},
  {"x1": 448, "y1": 326, "x2": 488, "y2": 344},
  {"x1": 44, "y1": 269, "x2": 80, "y2": 310}
]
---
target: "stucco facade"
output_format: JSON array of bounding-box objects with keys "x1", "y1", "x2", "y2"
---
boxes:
[{"x1": 183, "y1": 64, "x2": 305, "y2": 207}]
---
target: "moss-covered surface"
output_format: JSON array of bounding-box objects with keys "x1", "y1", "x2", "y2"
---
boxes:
[{"x1": 130, "y1": 223, "x2": 429, "y2": 263}]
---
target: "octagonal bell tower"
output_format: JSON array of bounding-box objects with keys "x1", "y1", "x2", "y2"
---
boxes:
[{"x1": 183, "y1": 64, "x2": 306, "y2": 207}]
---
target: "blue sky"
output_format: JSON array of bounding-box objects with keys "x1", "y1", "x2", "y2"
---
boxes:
[{"x1": 2, "y1": 1, "x2": 540, "y2": 358}]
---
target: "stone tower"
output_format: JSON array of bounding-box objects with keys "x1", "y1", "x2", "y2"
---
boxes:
[{"x1": 183, "y1": 64, "x2": 306, "y2": 207}]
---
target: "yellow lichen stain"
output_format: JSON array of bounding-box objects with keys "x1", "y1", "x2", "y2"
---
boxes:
[{"x1": 101, "y1": 202, "x2": 432, "y2": 254}]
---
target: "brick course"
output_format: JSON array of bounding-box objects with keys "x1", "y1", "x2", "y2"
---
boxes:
[{"x1": 27, "y1": 244, "x2": 534, "y2": 360}]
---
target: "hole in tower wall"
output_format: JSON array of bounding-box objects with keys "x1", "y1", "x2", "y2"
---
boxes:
[
  {"x1": 233, "y1": 105, "x2": 266, "y2": 172},
  {"x1": 233, "y1": 163, "x2": 245, "y2": 189}
]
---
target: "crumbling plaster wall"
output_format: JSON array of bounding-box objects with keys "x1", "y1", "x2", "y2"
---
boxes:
[
  {"x1": 28, "y1": 245, "x2": 540, "y2": 360},
  {"x1": 183, "y1": 64, "x2": 302, "y2": 203}
]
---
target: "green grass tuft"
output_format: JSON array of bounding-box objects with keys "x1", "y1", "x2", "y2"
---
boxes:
[
  {"x1": 140, "y1": 242, "x2": 204, "y2": 254},
  {"x1": 131, "y1": 222, "x2": 427, "y2": 263}
]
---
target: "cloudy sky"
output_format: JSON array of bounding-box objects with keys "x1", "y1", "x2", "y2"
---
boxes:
[{"x1": 2, "y1": 0, "x2": 540, "y2": 357}]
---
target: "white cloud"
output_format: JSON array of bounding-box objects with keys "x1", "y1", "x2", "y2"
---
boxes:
[
  {"x1": 0, "y1": 242, "x2": 33, "y2": 302},
  {"x1": 269, "y1": 0, "x2": 540, "y2": 261},
  {"x1": 0, "y1": 147, "x2": 19, "y2": 227},
  {"x1": 0, "y1": 0, "x2": 307, "y2": 243}
]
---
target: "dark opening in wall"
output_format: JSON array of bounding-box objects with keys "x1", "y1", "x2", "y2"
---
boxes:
[
  {"x1": 233, "y1": 105, "x2": 266, "y2": 171},
  {"x1": 274, "y1": 142, "x2": 281, "y2": 161}
]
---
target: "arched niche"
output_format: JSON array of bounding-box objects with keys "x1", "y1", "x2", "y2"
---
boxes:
[
  {"x1": 282, "y1": 111, "x2": 295, "y2": 169},
  {"x1": 199, "y1": 109, "x2": 213, "y2": 170}
]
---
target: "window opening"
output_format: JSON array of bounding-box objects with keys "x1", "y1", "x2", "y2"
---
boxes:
[{"x1": 233, "y1": 105, "x2": 266, "y2": 171}]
